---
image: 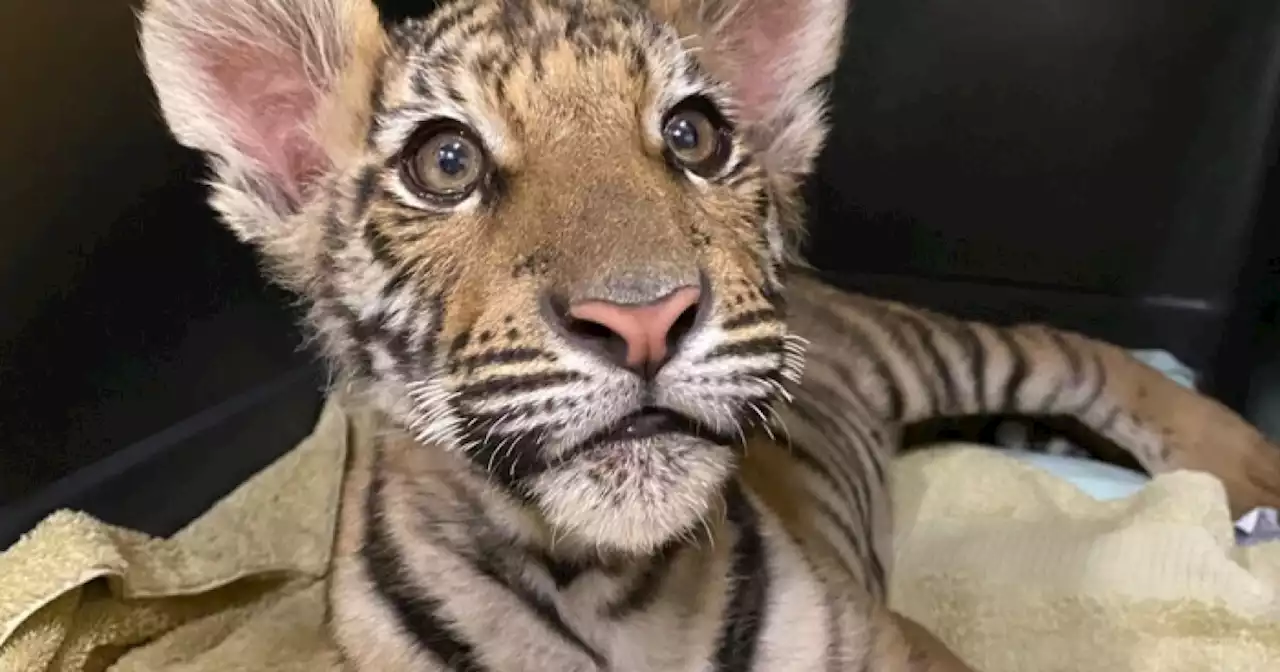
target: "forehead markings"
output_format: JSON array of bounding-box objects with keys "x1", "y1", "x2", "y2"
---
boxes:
[
  {"x1": 372, "y1": 10, "x2": 707, "y2": 162},
  {"x1": 360, "y1": 1, "x2": 757, "y2": 237}
]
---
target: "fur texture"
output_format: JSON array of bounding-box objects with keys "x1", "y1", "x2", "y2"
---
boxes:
[
  {"x1": 136, "y1": 0, "x2": 1280, "y2": 670},
  {"x1": 140, "y1": 0, "x2": 838, "y2": 557}
]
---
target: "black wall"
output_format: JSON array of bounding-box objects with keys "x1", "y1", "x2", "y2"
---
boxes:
[{"x1": 2, "y1": 0, "x2": 1276, "y2": 511}]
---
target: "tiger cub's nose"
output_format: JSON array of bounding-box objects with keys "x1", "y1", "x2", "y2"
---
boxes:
[{"x1": 551, "y1": 286, "x2": 705, "y2": 377}]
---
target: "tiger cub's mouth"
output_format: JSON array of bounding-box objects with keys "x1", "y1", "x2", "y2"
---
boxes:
[{"x1": 568, "y1": 407, "x2": 727, "y2": 457}]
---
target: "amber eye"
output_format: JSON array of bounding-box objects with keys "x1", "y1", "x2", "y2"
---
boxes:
[
  {"x1": 400, "y1": 121, "x2": 487, "y2": 202},
  {"x1": 662, "y1": 98, "x2": 731, "y2": 177}
]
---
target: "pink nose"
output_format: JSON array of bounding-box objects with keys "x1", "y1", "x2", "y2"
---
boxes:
[{"x1": 565, "y1": 286, "x2": 703, "y2": 374}]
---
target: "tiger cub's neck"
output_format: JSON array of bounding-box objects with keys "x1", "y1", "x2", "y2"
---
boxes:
[
  {"x1": 364, "y1": 428, "x2": 754, "y2": 667},
  {"x1": 338, "y1": 418, "x2": 865, "y2": 670}
]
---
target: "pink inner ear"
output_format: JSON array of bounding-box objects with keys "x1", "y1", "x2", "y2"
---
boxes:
[
  {"x1": 720, "y1": 1, "x2": 810, "y2": 124},
  {"x1": 196, "y1": 38, "x2": 330, "y2": 207}
]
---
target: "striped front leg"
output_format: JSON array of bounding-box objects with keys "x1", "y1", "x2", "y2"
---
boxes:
[{"x1": 786, "y1": 272, "x2": 1280, "y2": 518}]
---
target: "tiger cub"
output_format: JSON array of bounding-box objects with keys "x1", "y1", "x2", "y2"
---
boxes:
[{"x1": 138, "y1": 0, "x2": 1280, "y2": 669}]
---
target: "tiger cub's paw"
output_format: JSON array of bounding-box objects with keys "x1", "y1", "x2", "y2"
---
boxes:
[{"x1": 1207, "y1": 434, "x2": 1280, "y2": 520}]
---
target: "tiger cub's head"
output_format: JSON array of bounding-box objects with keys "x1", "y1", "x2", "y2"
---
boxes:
[{"x1": 139, "y1": 0, "x2": 846, "y2": 554}]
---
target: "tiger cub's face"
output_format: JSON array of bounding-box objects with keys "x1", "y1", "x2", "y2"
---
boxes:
[{"x1": 139, "y1": 0, "x2": 846, "y2": 554}]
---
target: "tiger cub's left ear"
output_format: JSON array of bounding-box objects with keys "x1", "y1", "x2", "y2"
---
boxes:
[{"x1": 647, "y1": 0, "x2": 848, "y2": 180}]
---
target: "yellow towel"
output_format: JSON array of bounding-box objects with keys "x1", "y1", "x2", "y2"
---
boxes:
[
  {"x1": 888, "y1": 448, "x2": 1280, "y2": 671},
  {"x1": 0, "y1": 394, "x2": 358, "y2": 672},
  {"x1": 2, "y1": 394, "x2": 1278, "y2": 671}
]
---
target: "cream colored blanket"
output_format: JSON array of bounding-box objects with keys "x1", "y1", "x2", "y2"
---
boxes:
[{"x1": 3, "y1": 395, "x2": 1278, "y2": 671}]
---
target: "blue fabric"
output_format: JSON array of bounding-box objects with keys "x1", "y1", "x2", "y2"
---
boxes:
[{"x1": 1004, "y1": 451, "x2": 1148, "y2": 501}]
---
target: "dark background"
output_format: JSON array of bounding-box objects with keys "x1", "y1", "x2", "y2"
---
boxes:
[{"x1": 2, "y1": 0, "x2": 1278, "y2": 545}]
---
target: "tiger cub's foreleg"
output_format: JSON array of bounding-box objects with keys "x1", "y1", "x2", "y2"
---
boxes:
[
  {"x1": 740, "y1": 423, "x2": 978, "y2": 671},
  {"x1": 788, "y1": 273, "x2": 1280, "y2": 517},
  {"x1": 959, "y1": 320, "x2": 1280, "y2": 517}
]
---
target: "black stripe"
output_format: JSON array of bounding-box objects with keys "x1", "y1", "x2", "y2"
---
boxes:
[
  {"x1": 855, "y1": 304, "x2": 926, "y2": 417},
  {"x1": 761, "y1": 279, "x2": 786, "y2": 316},
  {"x1": 449, "y1": 15, "x2": 499, "y2": 51},
  {"x1": 818, "y1": 413, "x2": 886, "y2": 590},
  {"x1": 806, "y1": 341, "x2": 902, "y2": 426},
  {"x1": 388, "y1": 21, "x2": 420, "y2": 52},
  {"x1": 378, "y1": 264, "x2": 414, "y2": 313},
  {"x1": 376, "y1": 329, "x2": 413, "y2": 372},
  {"x1": 1075, "y1": 348, "x2": 1109, "y2": 418},
  {"x1": 867, "y1": 543, "x2": 887, "y2": 597},
  {"x1": 808, "y1": 482, "x2": 875, "y2": 586},
  {"x1": 721, "y1": 307, "x2": 779, "y2": 331},
  {"x1": 751, "y1": 188, "x2": 774, "y2": 251},
  {"x1": 786, "y1": 397, "x2": 886, "y2": 592},
  {"x1": 706, "y1": 336, "x2": 786, "y2": 360},
  {"x1": 804, "y1": 298, "x2": 906, "y2": 421},
  {"x1": 453, "y1": 371, "x2": 585, "y2": 403},
  {"x1": 862, "y1": 305, "x2": 938, "y2": 418},
  {"x1": 455, "y1": 423, "x2": 553, "y2": 487},
  {"x1": 362, "y1": 451, "x2": 490, "y2": 671},
  {"x1": 409, "y1": 65, "x2": 439, "y2": 105},
  {"x1": 466, "y1": 554, "x2": 606, "y2": 667},
  {"x1": 419, "y1": 1, "x2": 477, "y2": 52},
  {"x1": 862, "y1": 434, "x2": 887, "y2": 504},
  {"x1": 784, "y1": 430, "x2": 865, "y2": 528},
  {"x1": 417, "y1": 474, "x2": 605, "y2": 668},
  {"x1": 713, "y1": 486, "x2": 769, "y2": 672},
  {"x1": 336, "y1": 307, "x2": 375, "y2": 378},
  {"x1": 783, "y1": 404, "x2": 872, "y2": 533},
  {"x1": 1047, "y1": 329, "x2": 1085, "y2": 413},
  {"x1": 942, "y1": 318, "x2": 986, "y2": 414},
  {"x1": 993, "y1": 328, "x2": 1029, "y2": 413},
  {"x1": 1030, "y1": 330, "x2": 1070, "y2": 413},
  {"x1": 449, "y1": 329, "x2": 472, "y2": 355},
  {"x1": 363, "y1": 220, "x2": 398, "y2": 268},
  {"x1": 543, "y1": 555, "x2": 589, "y2": 589},
  {"x1": 453, "y1": 347, "x2": 552, "y2": 373},
  {"x1": 790, "y1": 384, "x2": 892, "y2": 593},
  {"x1": 895, "y1": 311, "x2": 958, "y2": 416},
  {"x1": 788, "y1": 430, "x2": 870, "y2": 540},
  {"x1": 605, "y1": 542, "x2": 680, "y2": 619},
  {"x1": 352, "y1": 163, "x2": 381, "y2": 219},
  {"x1": 419, "y1": 290, "x2": 447, "y2": 357}
]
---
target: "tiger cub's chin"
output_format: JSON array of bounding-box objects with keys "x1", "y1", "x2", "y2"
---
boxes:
[{"x1": 525, "y1": 435, "x2": 737, "y2": 555}]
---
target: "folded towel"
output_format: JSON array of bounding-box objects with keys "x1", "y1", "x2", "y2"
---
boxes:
[
  {"x1": 2, "y1": 395, "x2": 1278, "y2": 671},
  {"x1": 890, "y1": 447, "x2": 1280, "y2": 671},
  {"x1": 0, "y1": 394, "x2": 357, "y2": 672}
]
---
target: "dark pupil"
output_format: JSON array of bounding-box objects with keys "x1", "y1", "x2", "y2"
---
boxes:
[
  {"x1": 436, "y1": 139, "x2": 471, "y2": 178},
  {"x1": 667, "y1": 117, "x2": 699, "y2": 151}
]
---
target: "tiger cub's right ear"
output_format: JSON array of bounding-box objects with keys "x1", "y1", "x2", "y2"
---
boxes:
[
  {"x1": 645, "y1": 0, "x2": 848, "y2": 181},
  {"x1": 138, "y1": 0, "x2": 385, "y2": 247}
]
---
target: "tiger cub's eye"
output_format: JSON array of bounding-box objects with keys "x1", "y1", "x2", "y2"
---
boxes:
[
  {"x1": 400, "y1": 121, "x2": 488, "y2": 202},
  {"x1": 662, "y1": 97, "x2": 732, "y2": 177}
]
